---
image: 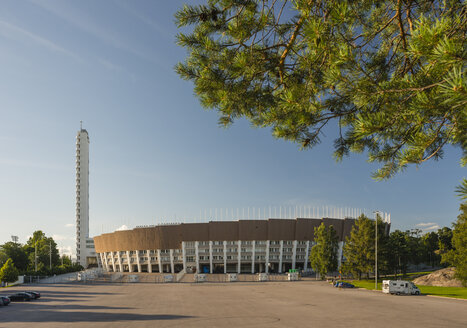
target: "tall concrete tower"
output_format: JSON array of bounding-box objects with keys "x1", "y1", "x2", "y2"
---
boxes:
[{"x1": 76, "y1": 122, "x2": 97, "y2": 268}]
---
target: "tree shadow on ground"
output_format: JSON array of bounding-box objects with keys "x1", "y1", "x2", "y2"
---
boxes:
[
  {"x1": 36, "y1": 304, "x2": 133, "y2": 310},
  {"x1": 9, "y1": 298, "x2": 80, "y2": 303},
  {"x1": 21, "y1": 287, "x2": 118, "y2": 295},
  {"x1": 2, "y1": 309, "x2": 193, "y2": 323}
]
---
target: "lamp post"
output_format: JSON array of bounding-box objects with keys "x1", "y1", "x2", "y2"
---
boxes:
[
  {"x1": 35, "y1": 242, "x2": 38, "y2": 272},
  {"x1": 373, "y1": 211, "x2": 380, "y2": 290},
  {"x1": 49, "y1": 240, "x2": 52, "y2": 270}
]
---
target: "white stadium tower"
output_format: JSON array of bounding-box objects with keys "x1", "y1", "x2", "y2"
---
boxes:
[{"x1": 76, "y1": 122, "x2": 98, "y2": 268}]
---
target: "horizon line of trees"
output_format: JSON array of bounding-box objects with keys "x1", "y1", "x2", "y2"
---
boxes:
[
  {"x1": 310, "y1": 204, "x2": 466, "y2": 286},
  {"x1": 0, "y1": 230, "x2": 83, "y2": 284}
]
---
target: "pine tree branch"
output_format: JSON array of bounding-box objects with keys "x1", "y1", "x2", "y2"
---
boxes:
[
  {"x1": 377, "y1": 80, "x2": 445, "y2": 94},
  {"x1": 279, "y1": 16, "x2": 305, "y2": 84}
]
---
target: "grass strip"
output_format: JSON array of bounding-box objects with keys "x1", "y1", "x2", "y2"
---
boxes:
[{"x1": 342, "y1": 279, "x2": 467, "y2": 299}]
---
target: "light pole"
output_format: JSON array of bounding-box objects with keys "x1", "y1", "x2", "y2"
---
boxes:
[
  {"x1": 35, "y1": 242, "x2": 38, "y2": 272},
  {"x1": 49, "y1": 240, "x2": 52, "y2": 270},
  {"x1": 373, "y1": 211, "x2": 380, "y2": 290}
]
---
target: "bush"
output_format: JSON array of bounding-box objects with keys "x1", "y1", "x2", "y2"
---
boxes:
[{"x1": 0, "y1": 258, "x2": 19, "y2": 284}]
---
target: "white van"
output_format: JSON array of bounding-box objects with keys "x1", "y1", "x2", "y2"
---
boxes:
[{"x1": 382, "y1": 280, "x2": 421, "y2": 295}]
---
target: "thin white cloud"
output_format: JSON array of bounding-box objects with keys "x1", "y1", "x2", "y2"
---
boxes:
[
  {"x1": 415, "y1": 222, "x2": 440, "y2": 232},
  {"x1": 52, "y1": 234, "x2": 72, "y2": 241},
  {"x1": 30, "y1": 0, "x2": 156, "y2": 63},
  {"x1": 98, "y1": 58, "x2": 122, "y2": 72},
  {"x1": 0, "y1": 19, "x2": 82, "y2": 62},
  {"x1": 415, "y1": 222, "x2": 437, "y2": 227},
  {"x1": 116, "y1": 224, "x2": 129, "y2": 231},
  {"x1": 58, "y1": 245, "x2": 74, "y2": 257},
  {"x1": 0, "y1": 158, "x2": 69, "y2": 171},
  {"x1": 65, "y1": 223, "x2": 74, "y2": 228},
  {"x1": 114, "y1": 0, "x2": 168, "y2": 37}
]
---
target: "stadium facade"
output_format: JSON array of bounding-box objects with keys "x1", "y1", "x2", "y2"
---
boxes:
[{"x1": 93, "y1": 217, "x2": 383, "y2": 274}]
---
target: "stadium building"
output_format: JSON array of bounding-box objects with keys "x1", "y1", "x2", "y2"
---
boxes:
[{"x1": 93, "y1": 217, "x2": 389, "y2": 274}]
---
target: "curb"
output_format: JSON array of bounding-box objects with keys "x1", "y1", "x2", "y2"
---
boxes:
[
  {"x1": 425, "y1": 294, "x2": 467, "y2": 301},
  {"x1": 353, "y1": 286, "x2": 466, "y2": 301}
]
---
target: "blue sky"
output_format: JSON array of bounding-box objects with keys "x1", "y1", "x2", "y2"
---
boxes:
[{"x1": 0, "y1": 0, "x2": 464, "y2": 257}]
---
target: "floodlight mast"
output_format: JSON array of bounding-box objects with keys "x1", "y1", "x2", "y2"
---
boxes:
[{"x1": 373, "y1": 211, "x2": 380, "y2": 290}]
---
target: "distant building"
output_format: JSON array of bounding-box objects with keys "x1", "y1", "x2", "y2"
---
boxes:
[
  {"x1": 76, "y1": 123, "x2": 98, "y2": 268},
  {"x1": 94, "y1": 217, "x2": 382, "y2": 274}
]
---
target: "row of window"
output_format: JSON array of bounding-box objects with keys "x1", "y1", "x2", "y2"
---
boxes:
[
  {"x1": 105, "y1": 253, "x2": 303, "y2": 263},
  {"x1": 103, "y1": 242, "x2": 317, "y2": 259},
  {"x1": 186, "y1": 246, "x2": 310, "y2": 253},
  {"x1": 106, "y1": 247, "x2": 312, "y2": 258},
  {"x1": 104, "y1": 254, "x2": 316, "y2": 264},
  {"x1": 185, "y1": 240, "x2": 308, "y2": 247},
  {"x1": 187, "y1": 240, "x2": 267, "y2": 247}
]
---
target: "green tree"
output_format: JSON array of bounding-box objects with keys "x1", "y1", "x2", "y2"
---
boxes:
[
  {"x1": 442, "y1": 203, "x2": 467, "y2": 286},
  {"x1": 24, "y1": 231, "x2": 60, "y2": 272},
  {"x1": 175, "y1": 0, "x2": 466, "y2": 181},
  {"x1": 60, "y1": 255, "x2": 73, "y2": 267},
  {"x1": 375, "y1": 217, "x2": 391, "y2": 276},
  {"x1": 342, "y1": 214, "x2": 389, "y2": 279},
  {"x1": 0, "y1": 258, "x2": 19, "y2": 284},
  {"x1": 0, "y1": 242, "x2": 28, "y2": 272},
  {"x1": 342, "y1": 215, "x2": 374, "y2": 279},
  {"x1": 422, "y1": 231, "x2": 440, "y2": 267},
  {"x1": 455, "y1": 178, "x2": 467, "y2": 200},
  {"x1": 56, "y1": 255, "x2": 84, "y2": 274},
  {"x1": 0, "y1": 249, "x2": 8, "y2": 267},
  {"x1": 406, "y1": 229, "x2": 424, "y2": 269},
  {"x1": 387, "y1": 230, "x2": 411, "y2": 276},
  {"x1": 310, "y1": 222, "x2": 338, "y2": 279},
  {"x1": 437, "y1": 226, "x2": 453, "y2": 257}
]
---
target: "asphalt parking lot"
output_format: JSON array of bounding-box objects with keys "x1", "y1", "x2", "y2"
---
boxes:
[{"x1": 1, "y1": 281, "x2": 466, "y2": 328}]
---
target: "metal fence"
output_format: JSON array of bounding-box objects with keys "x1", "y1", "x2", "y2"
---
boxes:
[
  {"x1": 23, "y1": 270, "x2": 302, "y2": 285},
  {"x1": 100, "y1": 272, "x2": 296, "y2": 284},
  {"x1": 23, "y1": 268, "x2": 104, "y2": 284}
]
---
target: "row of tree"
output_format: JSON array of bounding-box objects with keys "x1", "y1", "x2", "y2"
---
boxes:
[
  {"x1": 0, "y1": 230, "x2": 83, "y2": 284},
  {"x1": 310, "y1": 204, "x2": 467, "y2": 286}
]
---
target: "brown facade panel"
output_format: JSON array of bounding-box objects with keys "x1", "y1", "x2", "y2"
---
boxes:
[
  {"x1": 295, "y1": 218, "x2": 322, "y2": 240},
  {"x1": 209, "y1": 221, "x2": 239, "y2": 241},
  {"x1": 238, "y1": 220, "x2": 268, "y2": 241},
  {"x1": 98, "y1": 233, "x2": 112, "y2": 252},
  {"x1": 155, "y1": 225, "x2": 184, "y2": 249},
  {"x1": 343, "y1": 218, "x2": 356, "y2": 240},
  {"x1": 132, "y1": 227, "x2": 160, "y2": 250},
  {"x1": 93, "y1": 235, "x2": 104, "y2": 253},
  {"x1": 93, "y1": 218, "x2": 359, "y2": 252},
  {"x1": 180, "y1": 223, "x2": 209, "y2": 242},
  {"x1": 267, "y1": 219, "x2": 295, "y2": 241},
  {"x1": 322, "y1": 218, "x2": 345, "y2": 241}
]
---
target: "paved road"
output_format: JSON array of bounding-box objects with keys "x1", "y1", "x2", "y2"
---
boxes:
[{"x1": 1, "y1": 281, "x2": 466, "y2": 327}]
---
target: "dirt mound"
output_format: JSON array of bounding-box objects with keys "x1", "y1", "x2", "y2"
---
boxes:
[{"x1": 413, "y1": 267, "x2": 463, "y2": 287}]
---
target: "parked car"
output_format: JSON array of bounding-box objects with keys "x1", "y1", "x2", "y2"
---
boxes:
[
  {"x1": 24, "y1": 291, "x2": 41, "y2": 299},
  {"x1": 8, "y1": 292, "x2": 33, "y2": 302},
  {"x1": 0, "y1": 296, "x2": 11, "y2": 306},
  {"x1": 334, "y1": 281, "x2": 355, "y2": 288}
]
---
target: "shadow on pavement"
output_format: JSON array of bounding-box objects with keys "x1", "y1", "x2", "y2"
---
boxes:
[
  {"x1": 2, "y1": 309, "x2": 193, "y2": 322},
  {"x1": 22, "y1": 289, "x2": 117, "y2": 296},
  {"x1": 8, "y1": 303, "x2": 132, "y2": 310},
  {"x1": 10, "y1": 298, "x2": 80, "y2": 303}
]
